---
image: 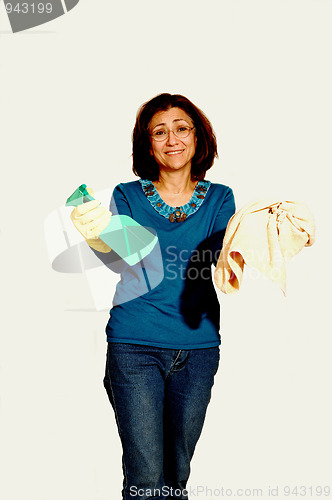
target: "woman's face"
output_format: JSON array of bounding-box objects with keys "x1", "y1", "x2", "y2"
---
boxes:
[{"x1": 148, "y1": 107, "x2": 197, "y2": 175}]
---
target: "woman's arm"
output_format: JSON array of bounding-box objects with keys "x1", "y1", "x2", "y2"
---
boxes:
[{"x1": 209, "y1": 187, "x2": 236, "y2": 267}]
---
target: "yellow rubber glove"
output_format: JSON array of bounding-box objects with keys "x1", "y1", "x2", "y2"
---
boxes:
[{"x1": 70, "y1": 188, "x2": 112, "y2": 253}]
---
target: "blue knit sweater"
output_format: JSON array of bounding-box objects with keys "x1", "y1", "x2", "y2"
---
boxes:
[{"x1": 103, "y1": 179, "x2": 235, "y2": 349}]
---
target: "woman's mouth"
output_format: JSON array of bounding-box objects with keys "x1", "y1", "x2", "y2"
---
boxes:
[{"x1": 165, "y1": 150, "x2": 184, "y2": 155}]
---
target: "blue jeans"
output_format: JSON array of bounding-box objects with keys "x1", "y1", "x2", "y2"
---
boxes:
[{"x1": 103, "y1": 343, "x2": 220, "y2": 500}]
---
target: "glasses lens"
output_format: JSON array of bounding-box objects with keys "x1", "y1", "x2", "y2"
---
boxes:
[
  {"x1": 151, "y1": 129, "x2": 168, "y2": 141},
  {"x1": 175, "y1": 126, "x2": 191, "y2": 139}
]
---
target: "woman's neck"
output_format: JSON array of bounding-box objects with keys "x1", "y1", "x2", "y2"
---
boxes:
[{"x1": 153, "y1": 173, "x2": 197, "y2": 196}]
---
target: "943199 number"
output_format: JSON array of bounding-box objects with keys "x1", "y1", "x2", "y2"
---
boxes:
[
  {"x1": 5, "y1": 3, "x2": 53, "y2": 14},
  {"x1": 283, "y1": 485, "x2": 330, "y2": 496}
]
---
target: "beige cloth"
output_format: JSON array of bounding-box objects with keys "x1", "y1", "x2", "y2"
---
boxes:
[{"x1": 214, "y1": 200, "x2": 315, "y2": 295}]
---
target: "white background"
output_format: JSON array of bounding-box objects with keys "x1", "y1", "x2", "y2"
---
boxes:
[{"x1": 0, "y1": 1, "x2": 331, "y2": 499}]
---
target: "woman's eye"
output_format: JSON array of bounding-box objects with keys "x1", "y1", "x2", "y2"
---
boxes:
[
  {"x1": 177, "y1": 126, "x2": 188, "y2": 132},
  {"x1": 155, "y1": 130, "x2": 166, "y2": 136}
]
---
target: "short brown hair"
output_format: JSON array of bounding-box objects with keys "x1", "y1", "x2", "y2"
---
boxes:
[{"x1": 132, "y1": 93, "x2": 218, "y2": 181}]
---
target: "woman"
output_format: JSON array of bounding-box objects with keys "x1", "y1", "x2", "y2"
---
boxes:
[{"x1": 71, "y1": 93, "x2": 235, "y2": 500}]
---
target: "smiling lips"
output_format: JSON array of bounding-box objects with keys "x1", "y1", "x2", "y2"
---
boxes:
[{"x1": 165, "y1": 149, "x2": 184, "y2": 155}]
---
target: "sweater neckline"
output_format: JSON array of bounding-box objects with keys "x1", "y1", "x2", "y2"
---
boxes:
[{"x1": 138, "y1": 179, "x2": 211, "y2": 222}]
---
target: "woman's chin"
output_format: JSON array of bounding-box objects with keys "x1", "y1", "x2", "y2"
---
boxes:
[{"x1": 160, "y1": 160, "x2": 192, "y2": 172}]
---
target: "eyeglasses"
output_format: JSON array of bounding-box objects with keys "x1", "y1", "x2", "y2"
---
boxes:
[{"x1": 149, "y1": 125, "x2": 195, "y2": 142}]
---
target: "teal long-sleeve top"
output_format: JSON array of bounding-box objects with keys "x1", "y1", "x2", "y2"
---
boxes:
[{"x1": 102, "y1": 179, "x2": 235, "y2": 349}]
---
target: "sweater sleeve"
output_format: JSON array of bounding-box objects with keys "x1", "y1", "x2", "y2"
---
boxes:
[
  {"x1": 109, "y1": 183, "x2": 133, "y2": 217},
  {"x1": 212, "y1": 187, "x2": 236, "y2": 233},
  {"x1": 209, "y1": 187, "x2": 236, "y2": 267}
]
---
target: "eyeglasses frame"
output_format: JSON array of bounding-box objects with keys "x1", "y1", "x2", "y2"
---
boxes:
[{"x1": 149, "y1": 126, "x2": 195, "y2": 142}]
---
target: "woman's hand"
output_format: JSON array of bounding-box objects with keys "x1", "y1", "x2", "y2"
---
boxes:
[{"x1": 70, "y1": 197, "x2": 112, "y2": 253}]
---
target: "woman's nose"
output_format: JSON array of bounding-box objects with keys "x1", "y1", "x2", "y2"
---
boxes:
[{"x1": 166, "y1": 130, "x2": 178, "y2": 145}]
